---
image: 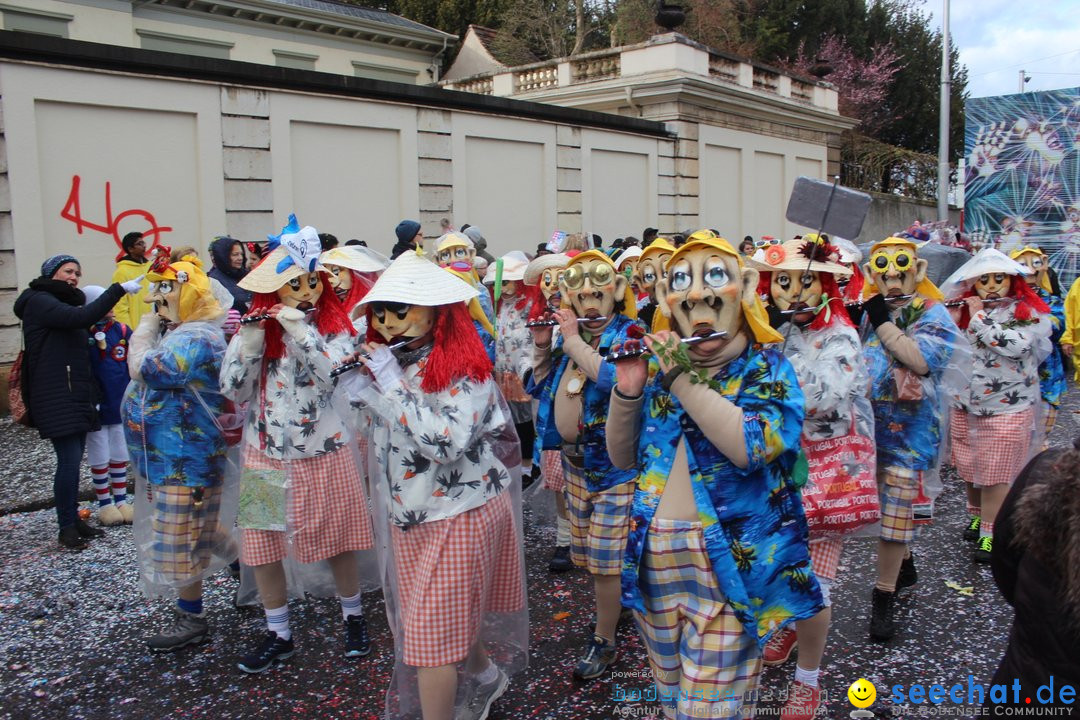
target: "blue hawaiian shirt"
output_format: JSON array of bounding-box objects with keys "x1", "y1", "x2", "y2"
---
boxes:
[
  {"x1": 1036, "y1": 288, "x2": 1066, "y2": 407},
  {"x1": 621, "y1": 345, "x2": 823, "y2": 648}
]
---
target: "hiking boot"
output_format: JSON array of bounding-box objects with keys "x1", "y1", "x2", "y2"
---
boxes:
[
  {"x1": 116, "y1": 502, "x2": 134, "y2": 524},
  {"x1": 237, "y1": 632, "x2": 295, "y2": 673},
  {"x1": 459, "y1": 665, "x2": 509, "y2": 720},
  {"x1": 74, "y1": 518, "x2": 105, "y2": 538},
  {"x1": 963, "y1": 516, "x2": 981, "y2": 542},
  {"x1": 762, "y1": 627, "x2": 798, "y2": 666},
  {"x1": 973, "y1": 535, "x2": 993, "y2": 564},
  {"x1": 573, "y1": 635, "x2": 617, "y2": 680},
  {"x1": 96, "y1": 504, "x2": 124, "y2": 527},
  {"x1": 869, "y1": 588, "x2": 897, "y2": 641},
  {"x1": 344, "y1": 615, "x2": 371, "y2": 658},
  {"x1": 58, "y1": 526, "x2": 88, "y2": 550},
  {"x1": 896, "y1": 553, "x2": 918, "y2": 590},
  {"x1": 780, "y1": 681, "x2": 821, "y2": 720},
  {"x1": 146, "y1": 609, "x2": 209, "y2": 653},
  {"x1": 548, "y1": 545, "x2": 572, "y2": 572}
]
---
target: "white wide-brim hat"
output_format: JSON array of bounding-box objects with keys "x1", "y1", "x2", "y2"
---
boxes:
[
  {"x1": 361, "y1": 250, "x2": 478, "y2": 307},
  {"x1": 941, "y1": 248, "x2": 1032, "y2": 297},
  {"x1": 319, "y1": 246, "x2": 390, "y2": 274},
  {"x1": 615, "y1": 246, "x2": 642, "y2": 271},
  {"x1": 239, "y1": 246, "x2": 328, "y2": 294},
  {"x1": 483, "y1": 251, "x2": 530, "y2": 285},
  {"x1": 523, "y1": 253, "x2": 571, "y2": 286},
  {"x1": 746, "y1": 237, "x2": 852, "y2": 277}
]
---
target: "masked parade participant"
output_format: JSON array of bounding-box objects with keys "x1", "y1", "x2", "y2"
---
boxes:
[
  {"x1": 339, "y1": 250, "x2": 527, "y2": 720},
  {"x1": 522, "y1": 250, "x2": 576, "y2": 571},
  {"x1": 943, "y1": 249, "x2": 1050, "y2": 563},
  {"x1": 435, "y1": 232, "x2": 495, "y2": 325},
  {"x1": 1009, "y1": 246, "x2": 1065, "y2": 449},
  {"x1": 860, "y1": 236, "x2": 968, "y2": 640},
  {"x1": 529, "y1": 249, "x2": 641, "y2": 680},
  {"x1": 220, "y1": 216, "x2": 376, "y2": 673},
  {"x1": 615, "y1": 245, "x2": 644, "y2": 309},
  {"x1": 122, "y1": 251, "x2": 236, "y2": 651},
  {"x1": 749, "y1": 236, "x2": 874, "y2": 718},
  {"x1": 606, "y1": 234, "x2": 822, "y2": 720},
  {"x1": 636, "y1": 238, "x2": 676, "y2": 331},
  {"x1": 319, "y1": 244, "x2": 390, "y2": 333},
  {"x1": 444, "y1": 262, "x2": 497, "y2": 363}
]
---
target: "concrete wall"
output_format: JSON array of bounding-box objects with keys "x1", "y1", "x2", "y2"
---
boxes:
[{"x1": 860, "y1": 192, "x2": 962, "y2": 245}]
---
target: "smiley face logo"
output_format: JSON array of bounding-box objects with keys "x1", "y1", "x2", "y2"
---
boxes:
[{"x1": 848, "y1": 678, "x2": 876, "y2": 708}]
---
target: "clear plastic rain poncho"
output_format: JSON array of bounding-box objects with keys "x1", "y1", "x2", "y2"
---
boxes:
[
  {"x1": 123, "y1": 319, "x2": 239, "y2": 598},
  {"x1": 351, "y1": 349, "x2": 529, "y2": 720}
]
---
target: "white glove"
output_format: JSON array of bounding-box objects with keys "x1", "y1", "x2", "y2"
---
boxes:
[
  {"x1": 237, "y1": 325, "x2": 265, "y2": 355},
  {"x1": 363, "y1": 345, "x2": 403, "y2": 391},
  {"x1": 222, "y1": 308, "x2": 241, "y2": 336},
  {"x1": 338, "y1": 367, "x2": 373, "y2": 399},
  {"x1": 121, "y1": 275, "x2": 145, "y2": 294},
  {"x1": 275, "y1": 306, "x2": 308, "y2": 341}
]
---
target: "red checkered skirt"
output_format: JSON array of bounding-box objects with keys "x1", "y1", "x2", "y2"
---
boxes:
[
  {"x1": 950, "y1": 407, "x2": 1035, "y2": 487},
  {"x1": 241, "y1": 447, "x2": 374, "y2": 566},
  {"x1": 541, "y1": 449, "x2": 566, "y2": 492},
  {"x1": 391, "y1": 490, "x2": 525, "y2": 667},
  {"x1": 807, "y1": 537, "x2": 843, "y2": 583}
]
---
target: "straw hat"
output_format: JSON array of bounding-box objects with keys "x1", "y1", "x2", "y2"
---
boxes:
[
  {"x1": 361, "y1": 250, "x2": 479, "y2": 307},
  {"x1": 746, "y1": 236, "x2": 852, "y2": 277},
  {"x1": 614, "y1": 245, "x2": 642, "y2": 271},
  {"x1": 524, "y1": 253, "x2": 572, "y2": 286},
  {"x1": 941, "y1": 248, "x2": 1032, "y2": 297},
  {"x1": 319, "y1": 245, "x2": 390, "y2": 274},
  {"x1": 239, "y1": 215, "x2": 326, "y2": 294},
  {"x1": 483, "y1": 251, "x2": 530, "y2": 285}
]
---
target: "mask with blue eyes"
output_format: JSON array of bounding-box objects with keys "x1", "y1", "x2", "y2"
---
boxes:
[{"x1": 656, "y1": 250, "x2": 754, "y2": 346}]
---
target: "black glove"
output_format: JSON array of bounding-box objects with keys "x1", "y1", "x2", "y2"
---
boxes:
[
  {"x1": 863, "y1": 293, "x2": 891, "y2": 329},
  {"x1": 846, "y1": 303, "x2": 864, "y2": 326},
  {"x1": 766, "y1": 303, "x2": 785, "y2": 330}
]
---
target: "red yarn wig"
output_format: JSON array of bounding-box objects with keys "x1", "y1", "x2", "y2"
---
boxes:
[
  {"x1": 338, "y1": 270, "x2": 377, "y2": 314},
  {"x1": 757, "y1": 270, "x2": 854, "y2": 330},
  {"x1": 365, "y1": 301, "x2": 493, "y2": 393},
  {"x1": 248, "y1": 271, "x2": 356, "y2": 361},
  {"x1": 953, "y1": 275, "x2": 1050, "y2": 330}
]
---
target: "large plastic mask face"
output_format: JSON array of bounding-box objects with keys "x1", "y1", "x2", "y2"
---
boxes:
[
  {"x1": 501, "y1": 280, "x2": 518, "y2": 298},
  {"x1": 638, "y1": 253, "x2": 672, "y2": 301},
  {"x1": 974, "y1": 272, "x2": 1012, "y2": 300},
  {"x1": 147, "y1": 279, "x2": 184, "y2": 324},
  {"x1": 770, "y1": 270, "x2": 823, "y2": 325},
  {"x1": 657, "y1": 248, "x2": 751, "y2": 355},
  {"x1": 560, "y1": 258, "x2": 626, "y2": 331},
  {"x1": 276, "y1": 271, "x2": 323, "y2": 311},
  {"x1": 539, "y1": 267, "x2": 564, "y2": 307},
  {"x1": 324, "y1": 264, "x2": 353, "y2": 298},
  {"x1": 1014, "y1": 251, "x2": 1047, "y2": 289},
  {"x1": 370, "y1": 301, "x2": 435, "y2": 343},
  {"x1": 864, "y1": 246, "x2": 927, "y2": 306},
  {"x1": 437, "y1": 244, "x2": 474, "y2": 268}
]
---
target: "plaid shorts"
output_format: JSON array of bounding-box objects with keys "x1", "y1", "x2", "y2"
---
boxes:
[
  {"x1": 1043, "y1": 402, "x2": 1057, "y2": 449},
  {"x1": 950, "y1": 407, "x2": 1034, "y2": 487},
  {"x1": 150, "y1": 484, "x2": 225, "y2": 583},
  {"x1": 241, "y1": 448, "x2": 374, "y2": 566},
  {"x1": 878, "y1": 465, "x2": 920, "y2": 544},
  {"x1": 634, "y1": 519, "x2": 762, "y2": 720},
  {"x1": 562, "y1": 458, "x2": 634, "y2": 576},
  {"x1": 541, "y1": 450, "x2": 566, "y2": 493},
  {"x1": 392, "y1": 491, "x2": 525, "y2": 667}
]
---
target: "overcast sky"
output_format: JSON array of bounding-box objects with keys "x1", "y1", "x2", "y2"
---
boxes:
[{"x1": 920, "y1": 0, "x2": 1080, "y2": 99}]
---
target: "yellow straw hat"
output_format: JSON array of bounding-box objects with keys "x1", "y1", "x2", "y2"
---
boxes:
[{"x1": 862, "y1": 236, "x2": 944, "y2": 301}]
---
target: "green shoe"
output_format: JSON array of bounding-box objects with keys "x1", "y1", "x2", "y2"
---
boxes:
[
  {"x1": 963, "y1": 516, "x2": 981, "y2": 542},
  {"x1": 973, "y1": 535, "x2": 992, "y2": 563}
]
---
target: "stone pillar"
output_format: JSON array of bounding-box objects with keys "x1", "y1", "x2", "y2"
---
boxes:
[
  {"x1": 0, "y1": 96, "x2": 17, "y2": 405},
  {"x1": 555, "y1": 125, "x2": 582, "y2": 233},
  {"x1": 221, "y1": 87, "x2": 273, "y2": 242},
  {"x1": 417, "y1": 108, "x2": 453, "y2": 249}
]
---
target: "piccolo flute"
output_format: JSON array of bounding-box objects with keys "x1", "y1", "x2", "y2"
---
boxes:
[
  {"x1": 608, "y1": 331, "x2": 729, "y2": 362},
  {"x1": 239, "y1": 308, "x2": 317, "y2": 325},
  {"x1": 330, "y1": 340, "x2": 409, "y2": 378},
  {"x1": 526, "y1": 316, "x2": 608, "y2": 327}
]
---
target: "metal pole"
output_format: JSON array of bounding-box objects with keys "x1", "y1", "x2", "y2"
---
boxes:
[
  {"x1": 937, "y1": 0, "x2": 951, "y2": 222},
  {"x1": 1018, "y1": 70, "x2": 1026, "y2": 93}
]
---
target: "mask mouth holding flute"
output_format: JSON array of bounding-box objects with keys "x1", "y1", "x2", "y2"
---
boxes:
[
  {"x1": 559, "y1": 251, "x2": 635, "y2": 332},
  {"x1": 748, "y1": 234, "x2": 852, "y2": 329},
  {"x1": 862, "y1": 236, "x2": 941, "y2": 307}
]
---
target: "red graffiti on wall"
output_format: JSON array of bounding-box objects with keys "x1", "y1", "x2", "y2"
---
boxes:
[{"x1": 60, "y1": 175, "x2": 172, "y2": 257}]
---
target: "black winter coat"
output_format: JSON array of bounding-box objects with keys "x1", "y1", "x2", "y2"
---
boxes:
[
  {"x1": 988, "y1": 449, "x2": 1080, "y2": 707},
  {"x1": 13, "y1": 280, "x2": 126, "y2": 439}
]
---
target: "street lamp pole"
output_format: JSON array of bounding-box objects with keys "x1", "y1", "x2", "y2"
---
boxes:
[{"x1": 937, "y1": 0, "x2": 951, "y2": 221}]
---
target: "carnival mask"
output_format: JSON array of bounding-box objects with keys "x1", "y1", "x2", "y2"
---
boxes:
[
  {"x1": 276, "y1": 271, "x2": 323, "y2": 311},
  {"x1": 561, "y1": 258, "x2": 626, "y2": 331},
  {"x1": 147, "y1": 279, "x2": 184, "y2": 324},
  {"x1": 436, "y1": 245, "x2": 473, "y2": 268},
  {"x1": 864, "y1": 247, "x2": 928, "y2": 307},
  {"x1": 638, "y1": 252, "x2": 672, "y2": 301},
  {"x1": 656, "y1": 249, "x2": 752, "y2": 355},
  {"x1": 1013, "y1": 252, "x2": 1047, "y2": 290},
  {"x1": 324, "y1": 264, "x2": 353, "y2": 298},
  {"x1": 974, "y1": 272, "x2": 1011, "y2": 300},
  {"x1": 370, "y1": 301, "x2": 435, "y2": 344},
  {"x1": 540, "y1": 268, "x2": 564, "y2": 307},
  {"x1": 500, "y1": 280, "x2": 518, "y2": 298},
  {"x1": 770, "y1": 269, "x2": 823, "y2": 325}
]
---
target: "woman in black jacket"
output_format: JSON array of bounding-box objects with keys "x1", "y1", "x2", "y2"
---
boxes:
[
  {"x1": 13, "y1": 254, "x2": 143, "y2": 549},
  {"x1": 987, "y1": 440, "x2": 1080, "y2": 708},
  {"x1": 206, "y1": 235, "x2": 251, "y2": 313}
]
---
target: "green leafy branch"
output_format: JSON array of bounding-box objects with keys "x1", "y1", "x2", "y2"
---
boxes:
[{"x1": 651, "y1": 337, "x2": 723, "y2": 391}]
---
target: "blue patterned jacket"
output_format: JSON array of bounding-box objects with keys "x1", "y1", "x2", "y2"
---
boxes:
[{"x1": 1036, "y1": 288, "x2": 1066, "y2": 407}]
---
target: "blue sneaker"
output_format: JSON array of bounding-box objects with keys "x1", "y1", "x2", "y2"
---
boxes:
[{"x1": 573, "y1": 635, "x2": 617, "y2": 680}]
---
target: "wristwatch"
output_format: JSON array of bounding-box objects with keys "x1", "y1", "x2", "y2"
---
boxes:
[{"x1": 659, "y1": 367, "x2": 685, "y2": 392}]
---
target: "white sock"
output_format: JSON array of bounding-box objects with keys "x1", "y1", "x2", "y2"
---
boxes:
[
  {"x1": 339, "y1": 591, "x2": 363, "y2": 621},
  {"x1": 475, "y1": 662, "x2": 499, "y2": 685},
  {"x1": 265, "y1": 604, "x2": 291, "y2": 641},
  {"x1": 794, "y1": 665, "x2": 819, "y2": 688},
  {"x1": 555, "y1": 516, "x2": 571, "y2": 546}
]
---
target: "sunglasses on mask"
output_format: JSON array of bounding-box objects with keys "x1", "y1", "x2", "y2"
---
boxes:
[
  {"x1": 869, "y1": 250, "x2": 915, "y2": 275},
  {"x1": 369, "y1": 301, "x2": 410, "y2": 319},
  {"x1": 754, "y1": 237, "x2": 781, "y2": 248},
  {"x1": 562, "y1": 263, "x2": 615, "y2": 290}
]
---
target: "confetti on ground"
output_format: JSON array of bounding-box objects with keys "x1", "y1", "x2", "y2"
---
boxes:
[{"x1": 945, "y1": 581, "x2": 975, "y2": 596}]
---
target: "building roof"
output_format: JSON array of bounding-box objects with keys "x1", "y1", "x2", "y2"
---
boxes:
[{"x1": 264, "y1": 0, "x2": 447, "y2": 37}]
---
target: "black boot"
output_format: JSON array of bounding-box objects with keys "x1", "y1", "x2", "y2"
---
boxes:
[
  {"x1": 869, "y1": 588, "x2": 897, "y2": 641},
  {"x1": 896, "y1": 553, "x2": 917, "y2": 590},
  {"x1": 74, "y1": 518, "x2": 105, "y2": 538},
  {"x1": 58, "y1": 526, "x2": 88, "y2": 550}
]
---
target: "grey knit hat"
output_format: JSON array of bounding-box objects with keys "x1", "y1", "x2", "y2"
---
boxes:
[{"x1": 41, "y1": 254, "x2": 79, "y2": 279}]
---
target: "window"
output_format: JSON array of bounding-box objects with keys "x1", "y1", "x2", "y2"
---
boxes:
[
  {"x1": 136, "y1": 29, "x2": 233, "y2": 60},
  {"x1": 273, "y1": 50, "x2": 318, "y2": 71},
  {"x1": 351, "y1": 61, "x2": 418, "y2": 85},
  {"x1": 1, "y1": 5, "x2": 72, "y2": 38}
]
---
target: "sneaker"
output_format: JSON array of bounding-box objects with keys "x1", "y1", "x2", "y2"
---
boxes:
[
  {"x1": 780, "y1": 681, "x2": 821, "y2": 720},
  {"x1": 116, "y1": 502, "x2": 134, "y2": 524},
  {"x1": 74, "y1": 518, "x2": 105, "y2": 538},
  {"x1": 459, "y1": 665, "x2": 509, "y2": 720},
  {"x1": 344, "y1": 615, "x2": 371, "y2": 658},
  {"x1": 58, "y1": 526, "x2": 88, "y2": 550},
  {"x1": 146, "y1": 609, "x2": 209, "y2": 653},
  {"x1": 548, "y1": 545, "x2": 572, "y2": 572},
  {"x1": 573, "y1": 635, "x2": 617, "y2": 680},
  {"x1": 973, "y1": 535, "x2": 993, "y2": 564},
  {"x1": 963, "y1": 516, "x2": 981, "y2": 542},
  {"x1": 522, "y1": 465, "x2": 542, "y2": 491},
  {"x1": 97, "y1": 504, "x2": 124, "y2": 527},
  {"x1": 237, "y1": 632, "x2": 295, "y2": 673},
  {"x1": 762, "y1": 627, "x2": 798, "y2": 666},
  {"x1": 896, "y1": 553, "x2": 918, "y2": 590},
  {"x1": 869, "y1": 588, "x2": 897, "y2": 641}
]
